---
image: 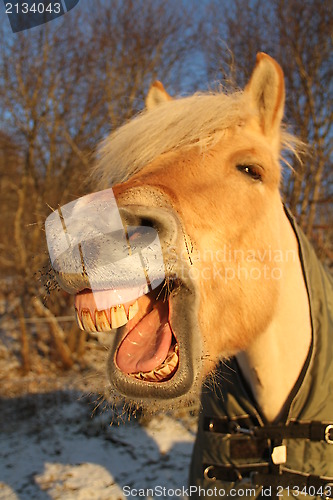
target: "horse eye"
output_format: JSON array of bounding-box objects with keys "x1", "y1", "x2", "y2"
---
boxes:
[{"x1": 236, "y1": 164, "x2": 263, "y2": 182}]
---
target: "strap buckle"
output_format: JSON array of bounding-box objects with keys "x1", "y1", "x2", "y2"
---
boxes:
[
  {"x1": 232, "y1": 423, "x2": 255, "y2": 436},
  {"x1": 325, "y1": 425, "x2": 333, "y2": 444},
  {"x1": 203, "y1": 465, "x2": 216, "y2": 481}
]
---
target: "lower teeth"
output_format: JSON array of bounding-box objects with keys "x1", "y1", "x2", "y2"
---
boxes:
[{"x1": 132, "y1": 348, "x2": 179, "y2": 382}]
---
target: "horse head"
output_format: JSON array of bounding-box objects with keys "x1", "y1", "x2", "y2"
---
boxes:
[{"x1": 46, "y1": 53, "x2": 298, "y2": 411}]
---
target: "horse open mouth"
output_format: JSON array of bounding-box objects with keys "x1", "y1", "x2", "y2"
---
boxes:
[
  {"x1": 74, "y1": 282, "x2": 180, "y2": 384},
  {"x1": 45, "y1": 194, "x2": 202, "y2": 402}
]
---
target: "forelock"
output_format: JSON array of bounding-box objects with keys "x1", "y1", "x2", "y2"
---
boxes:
[{"x1": 92, "y1": 90, "x2": 254, "y2": 187}]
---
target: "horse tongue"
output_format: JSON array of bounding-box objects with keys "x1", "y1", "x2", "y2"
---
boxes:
[{"x1": 116, "y1": 301, "x2": 172, "y2": 374}]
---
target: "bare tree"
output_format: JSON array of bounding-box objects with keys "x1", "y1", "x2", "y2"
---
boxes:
[
  {"x1": 203, "y1": 0, "x2": 332, "y2": 267},
  {"x1": 0, "y1": 0, "x2": 200, "y2": 373}
]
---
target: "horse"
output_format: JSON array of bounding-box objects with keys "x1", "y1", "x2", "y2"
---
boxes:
[{"x1": 45, "y1": 53, "x2": 333, "y2": 498}]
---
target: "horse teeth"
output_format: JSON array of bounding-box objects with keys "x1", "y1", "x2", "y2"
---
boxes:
[
  {"x1": 77, "y1": 303, "x2": 132, "y2": 332},
  {"x1": 163, "y1": 351, "x2": 178, "y2": 369},
  {"x1": 95, "y1": 310, "x2": 111, "y2": 332},
  {"x1": 152, "y1": 371, "x2": 165, "y2": 381},
  {"x1": 128, "y1": 300, "x2": 139, "y2": 320},
  {"x1": 81, "y1": 309, "x2": 97, "y2": 332},
  {"x1": 131, "y1": 349, "x2": 179, "y2": 382},
  {"x1": 111, "y1": 305, "x2": 128, "y2": 329},
  {"x1": 157, "y1": 365, "x2": 172, "y2": 376},
  {"x1": 75, "y1": 309, "x2": 84, "y2": 330},
  {"x1": 150, "y1": 367, "x2": 170, "y2": 381},
  {"x1": 168, "y1": 351, "x2": 179, "y2": 367}
]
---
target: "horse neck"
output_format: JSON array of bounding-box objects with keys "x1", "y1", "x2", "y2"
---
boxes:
[{"x1": 236, "y1": 203, "x2": 312, "y2": 423}]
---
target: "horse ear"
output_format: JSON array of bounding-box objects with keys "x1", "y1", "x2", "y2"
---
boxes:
[
  {"x1": 245, "y1": 53, "x2": 285, "y2": 137},
  {"x1": 145, "y1": 81, "x2": 172, "y2": 110}
]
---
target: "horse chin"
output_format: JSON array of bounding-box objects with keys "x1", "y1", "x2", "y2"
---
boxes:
[{"x1": 75, "y1": 279, "x2": 202, "y2": 410}]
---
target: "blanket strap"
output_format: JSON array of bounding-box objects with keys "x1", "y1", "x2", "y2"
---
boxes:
[
  {"x1": 202, "y1": 417, "x2": 333, "y2": 497},
  {"x1": 204, "y1": 417, "x2": 333, "y2": 443}
]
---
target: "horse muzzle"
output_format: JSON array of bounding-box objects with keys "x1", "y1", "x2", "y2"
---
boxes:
[{"x1": 45, "y1": 187, "x2": 202, "y2": 405}]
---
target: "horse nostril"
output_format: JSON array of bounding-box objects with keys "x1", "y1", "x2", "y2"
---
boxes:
[
  {"x1": 118, "y1": 204, "x2": 179, "y2": 252},
  {"x1": 140, "y1": 217, "x2": 155, "y2": 228},
  {"x1": 126, "y1": 225, "x2": 159, "y2": 249}
]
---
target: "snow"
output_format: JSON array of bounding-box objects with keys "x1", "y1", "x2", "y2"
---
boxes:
[{"x1": 0, "y1": 390, "x2": 197, "y2": 499}]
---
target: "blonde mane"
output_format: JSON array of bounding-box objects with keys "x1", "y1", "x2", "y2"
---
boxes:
[{"x1": 93, "y1": 90, "x2": 299, "y2": 187}]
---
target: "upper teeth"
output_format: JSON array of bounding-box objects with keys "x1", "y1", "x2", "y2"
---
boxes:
[
  {"x1": 75, "y1": 300, "x2": 139, "y2": 333},
  {"x1": 95, "y1": 310, "x2": 111, "y2": 332},
  {"x1": 128, "y1": 301, "x2": 139, "y2": 320},
  {"x1": 111, "y1": 305, "x2": 127, "y2": 329}
]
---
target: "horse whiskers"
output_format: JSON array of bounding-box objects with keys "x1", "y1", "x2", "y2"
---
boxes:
[
  {"x1": 36, "y1": 262, "x2": 61, "y2": 296},
  {"x1": 200, "y1": 354, "x2": 215, "y2": 363},
  {"x1": 155, "y1": 276, "x2": 182, "y2": 303},
  {"x1": 203, "y1": 368, "x2": 226, "y2": 400},
  {"x1": 182, "y1": 231, "x2": 194, "y2": 266},
  {"x1": 46, "y1": 202, "x2": 56, "y2": 212},
  {"x1": 26, "y1": 221, "x2": 44, "y2": 228},
  {"x1": 79, "y1": 367, "x2": 132, "y2": 424},
  {"x1": 89, "y1": 393, "x2": 107, "y2": 417}
]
